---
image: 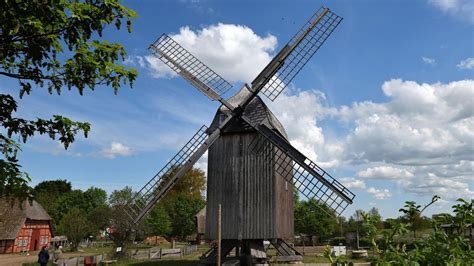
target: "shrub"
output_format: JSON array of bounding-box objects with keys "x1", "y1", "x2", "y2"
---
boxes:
[{"x1": 329, "y1": 237, "x2": 346, "y2": 246}]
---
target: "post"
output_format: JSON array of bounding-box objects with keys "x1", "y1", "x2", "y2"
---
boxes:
[{"x1": 217, "y1": 203, "x2": 222, "y2": 266}]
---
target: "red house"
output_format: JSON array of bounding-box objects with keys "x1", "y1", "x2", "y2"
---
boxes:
[{"x1": 0, "y1": 199, "x2": 53, "y2": 253}]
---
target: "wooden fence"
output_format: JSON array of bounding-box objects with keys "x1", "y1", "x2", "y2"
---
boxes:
[
  {"x1": 129, "y1": 245, "x2": 198, "y2": 260},
  {"x1": 53, "y1": 254, "x2": 105, "y2": 266}
]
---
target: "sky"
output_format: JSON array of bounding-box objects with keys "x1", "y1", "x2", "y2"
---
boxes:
[{"x1": 1, "y1": 0, "x2": 473, "y2": 219}]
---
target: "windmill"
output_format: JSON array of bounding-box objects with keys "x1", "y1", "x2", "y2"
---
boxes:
[{"x1": 124, "y1": 6, "x2": 355, "y2": 264}]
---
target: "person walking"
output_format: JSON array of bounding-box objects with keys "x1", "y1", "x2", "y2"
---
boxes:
[{"x1": 38, "y1": 246, "x2": 50, "y2": 266}]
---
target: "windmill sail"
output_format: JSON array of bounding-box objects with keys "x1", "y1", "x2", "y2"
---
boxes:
[
  {"x1": 149, "y1": 34, "x2": 233, "y2": 103},
  {"x1": 125, "y1": 125, "x2": 213, "y2": 224},
  {"x1": 248, "y1": 122, "x2": 354, "y2": 216},
  {"x1": 251, "y1": 7, "x2": 343, "y2": 101}
]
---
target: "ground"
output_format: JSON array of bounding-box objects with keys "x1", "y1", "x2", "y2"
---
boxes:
[{"x1": 1, "y1": 245, "x2": 371, "y2": 265}]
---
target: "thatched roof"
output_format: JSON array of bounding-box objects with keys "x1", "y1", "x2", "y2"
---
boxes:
[
  {"x1": 208, "y1": 87, "x2": 288, "y2": 139},
  {"x1": 0, "y1": 198, "x2": 51, "y2": 240}
]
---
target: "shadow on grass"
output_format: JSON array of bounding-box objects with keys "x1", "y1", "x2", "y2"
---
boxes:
[{"x1": 131, "y1": 260, "x2": 198, "y2": 266}]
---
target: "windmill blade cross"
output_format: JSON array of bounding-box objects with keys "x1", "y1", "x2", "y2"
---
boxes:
[
  {"x1": 248, "y1": 7, "x2": 342, "y2": 103},
  {"x1": 149, "y1": 34, "x2": 235, "y2": 111},
  {"x1": 244, "y1": 118, "x2": 354, "y2": 216},
  {"x1": 125, "y1": 125, "x2": 215, "y2": 225}
]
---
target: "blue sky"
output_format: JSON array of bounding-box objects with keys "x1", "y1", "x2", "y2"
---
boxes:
[{"x1": 2, "y1": 0, "x2": 473, "y2": 219}]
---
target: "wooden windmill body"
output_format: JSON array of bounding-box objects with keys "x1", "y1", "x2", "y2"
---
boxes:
[{"x1": 206, "y1": 88, "x2": 294, "y2": 241}]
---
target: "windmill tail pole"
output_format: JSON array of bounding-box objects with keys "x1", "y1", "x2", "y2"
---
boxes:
[{"x1": 217, "y1": 203, "x2": 222, "y2": 266}]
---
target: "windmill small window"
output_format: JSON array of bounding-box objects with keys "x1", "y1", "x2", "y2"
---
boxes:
[{"x1": 218, "y1": 113, "x2": 226, "y2": 125}]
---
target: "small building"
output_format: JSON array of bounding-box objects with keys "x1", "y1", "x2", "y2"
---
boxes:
[
  {"x1": 195, "y1": 207, "x2": 206, "y2": 244},
  {"x1": 0, "y1": 199, "x2": 53, "y2": 253}
]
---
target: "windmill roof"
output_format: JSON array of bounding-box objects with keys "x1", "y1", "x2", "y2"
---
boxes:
[
  {"x1": 208, "y1": 87, "x2": 288, "y2": 139},
  {"x1": 0, "y1": 198, "x2": 51, "y2": 240}
]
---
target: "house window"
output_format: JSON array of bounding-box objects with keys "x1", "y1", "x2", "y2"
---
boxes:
[{"x1": 17, "y1": 239, "x2": 22, "y2": 247}]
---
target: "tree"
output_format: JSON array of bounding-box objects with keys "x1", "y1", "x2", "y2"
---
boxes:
[
  {"x1": 57, "y1": 208, "x2": 90, "y2": 251},
  {"x1": 109, "y1": 186, "x2": 134, "y2": 207},
  {"x1": 368, "y1": 207, "x2": 383, "y2": 229},
  {"x1": 149, "y1": 167, "x2": 206, "y2": 239},
  {"x1": 0, "y1": 0, "x2": 137, "y2": 201},
  {"x1": 108, "y1": 186, "x2": 138, "y2": 245},
  {"x1": 351, "y1": 209, "x2": 365, "y2": 249},
  {"x1": 165, "y1": 194, "x2": 205, "y2": 240},
  {"x1": 160, "y1": 167, "x2": 207, "y2": 203},
  {"x1": 50, "y1": 187, "x2": 107, "y2": 229},
  {"x1": 399, "y1": 196, "x2": 439, "y2": 238},
  {"x1": 33, "y1": 179, "x2": 72, "y2": 211},
  {"x1": 146, "y1": 205, "x2": 172, "y2": 238},
  {"x1": 294, "y1": 199, "x2": 337, "y2": 245},
  {"x1": 87, "y1": 204, "x2": 112, "y2": 235}
]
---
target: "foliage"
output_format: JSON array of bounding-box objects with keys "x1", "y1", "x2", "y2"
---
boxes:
[
  {"x1": 165, "y1": 194, "x2": 205, "y2": 240},
  {"x1": 33, "y1": 180, "x2": 72, "y2": 212},
  {"x1": 108, "y1": 186, "x2": 137, "y2": 245},
  {"x1": 109, "y1": 186, "x2": 135, "y2": 207},
  {"x1": 146, "y1": 205, "x2": 172, "y2": 237},
  {"x1": 143, "y1": 167, "x2": 207, "y2": 240},
  {"x1": 329, "y1": 237, "x2": 346, "y2": 246},
  {"x1": 57, "y1": 208, "x2": 90, "y2": 251},
  {"x1": 51, "y1": 187, "x2": 107, "y2": 229},
  {"x1": 399, "y1": 195, "x2": 440, "y2": 238},
  {"x1": 363, "y1": 196, "x2": 474, "y2": 265},
  {"x1": 0, "y1": 0, "x2": 137, "y2": 201},
  {"x1": 160, "y1": 167, "x2": 207, "y2": 203},
  {"x1": 294, "y1": 198, "x2": 337, "y2": 243},
  {"x1": 87, "y1": 204, "x2": 112, "y2": 234}
]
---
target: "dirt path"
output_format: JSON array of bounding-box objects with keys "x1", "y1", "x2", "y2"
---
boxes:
[{"x1": 0, "y1": 252, "x2": 100, "y2": 266}]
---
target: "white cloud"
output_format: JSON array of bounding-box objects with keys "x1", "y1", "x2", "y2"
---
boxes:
[
  {"x1": 100, "y1": 142, "x2": 134, "y2": 159},
  {"x1": 269, "y1": 88, "x2": 342, "y2": 168},
  {"x1": 428, "y1": 0, "x2": 474, "y2": 23},
  {"x1": 141, "y1": 23, "x2": 277, "y2": 83},
  {"x1": 422, "y1": 57, "x2": 436, "y2": 65},
  {"x1": 344, "y1": 79, "x2": 474, "y2": 165},
  {"x1": 268, "y1": 79, "x2": 473, "y2": 202},
  {"x1": 340, "y1": 177, "x2": 366, "y2": 189},
  {"x1": 358, "y1": 166, "x2": 414, "y2": 180},
  {"x1": 457, "y1": 57, "x2": 474, "y2": 69},
  {"x1": 367, "y1": 187, "x2": 392, "y2": 200}
]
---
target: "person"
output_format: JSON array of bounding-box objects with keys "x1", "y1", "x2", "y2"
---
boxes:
[
  {"x1": 38, "y1": 245, "x2": 49, "y2": 266},
  {"x1": 53, "y1": 245, "x2": 63, "y2": 262}
]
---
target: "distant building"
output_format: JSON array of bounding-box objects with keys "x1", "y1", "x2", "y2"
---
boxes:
[
  {"x1": 0, "y1": 199, "x2": 53, "y2": 253},
  {"x1": 195, "y1": 207, "x2": 206, "y2": 244}
]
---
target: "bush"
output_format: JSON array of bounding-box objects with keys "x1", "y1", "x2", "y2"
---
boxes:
[
  {"x1": 358, "y1": 237, "x2": 371, "y2": 247},
  {"x1": 329, "y1": 237, "x2": 346, "y2": 246}
]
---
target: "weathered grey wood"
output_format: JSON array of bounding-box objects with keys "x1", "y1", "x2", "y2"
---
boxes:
[{"x1": 206, "y1": 96, "x2": 294, "y2": 240}]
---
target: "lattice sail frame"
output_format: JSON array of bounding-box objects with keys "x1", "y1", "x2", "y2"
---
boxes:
[
  {"x1": 259, "y1": 7, "x2": 343, "y2": 101},
  {"x1": 126, "y1": 6, "x2": 353, "y2": 226},
  {"x1": 126, "y1": 125, "x2": 209, "y2": 222},
  {"x1": 149, "y1": 34, "x2": 233, "y2": 97},
  {"x1": 249, "y1": 135, "x2": 355, "y2": 216}
]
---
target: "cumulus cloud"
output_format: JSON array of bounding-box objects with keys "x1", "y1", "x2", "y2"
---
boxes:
[
  {"x1": 100, "y1": 142, "x2": 134, "y2": 159},
  {"x1": 340, "y1": 177, "x2": 366, "y2": 189},
  {"x1": 428, "y1": 0, "x2": 474, "y2": 23},
  {"x1": 270, "y1": 79, "x2": 473, "y2": 201},
  {"x1": 422, "y1": 57, "x2": 436, "y2": 65},
  {"x1": 269, "y1": 88, "x2": 342, "y2": 168},
  {"x1": 457, "y1": 57, "x2": 474, "y2": 69},
  {"x1": 367, "y1": 187, "x2": 392, "y2": 200},
  {"x1": 358, "y1": 166, "x2": 414, "y2": 179},
  {"x1": 344, "y1": 79, "x2": 474, "y2": 165},
  {"x1": 136, "y1": 23, "x2": 277, "y2": 83}
]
